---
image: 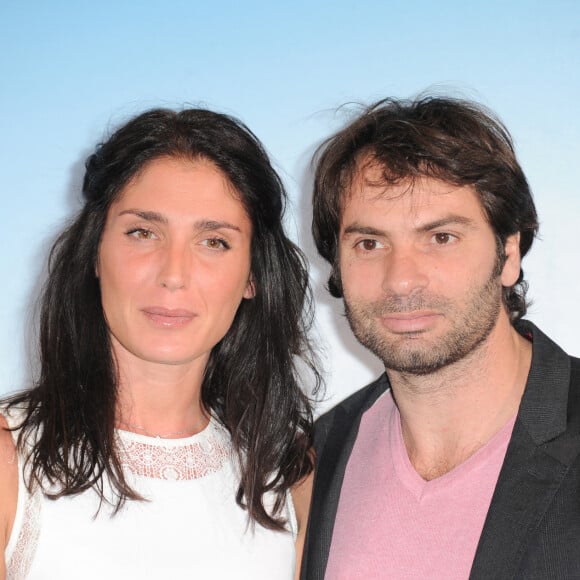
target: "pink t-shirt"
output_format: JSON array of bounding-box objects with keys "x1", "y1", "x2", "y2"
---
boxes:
[{"x1": 326, "y1": 390, "x2": 516, "y2": 579}]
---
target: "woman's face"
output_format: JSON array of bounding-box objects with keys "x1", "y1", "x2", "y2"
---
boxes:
[{"x1": 97, "y1": 156, "x2": 254, "y2": 373}]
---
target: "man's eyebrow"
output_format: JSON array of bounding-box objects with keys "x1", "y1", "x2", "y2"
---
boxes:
[
  {"x1": 342, "y1": 216, "x2": 477, "y2": 237},
  {"x1": 416, "y1": 215, "x2": 477, "y2": 232},
  {"x1": 117, "y1": 210, "x2": 242, "y2": 233},
  {"x1": 342, "y1": 223, "x2": 386, "y2": 237}
]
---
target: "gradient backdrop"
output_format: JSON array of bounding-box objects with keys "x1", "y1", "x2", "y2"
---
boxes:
[{"x1": 1, "y1": 0, "x2": 579, "y2": 412}]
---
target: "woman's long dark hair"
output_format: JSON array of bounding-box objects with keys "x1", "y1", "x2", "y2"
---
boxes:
[{"x1": 4, "y1": 108, "x2": 320, "y2": 530}]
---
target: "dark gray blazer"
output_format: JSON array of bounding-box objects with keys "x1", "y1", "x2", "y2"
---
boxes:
[{"x1": 301, "y1": 321, "x2": 580, "y2": 579}]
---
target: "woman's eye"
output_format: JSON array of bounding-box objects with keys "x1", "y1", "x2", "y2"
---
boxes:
[
  {"x1": 202, "y1": 237, "x2": 230, "y2": 250},
  {"x1": 127, "y1": 228, "x2": 157, "y2": 240}
]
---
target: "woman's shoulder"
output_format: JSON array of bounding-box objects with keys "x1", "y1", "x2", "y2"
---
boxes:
[
  {"x1": 0, "y1": 411, "x2": 19, "y2": 560},
  {"x1": 0, "y1": 406, "x2": 20, "y2": 467},
  {"x1": 1, "y1": 401, "x2": 27, "y2": 426},
  {"x1": 0, "y1": 410, "x2": 17, "y2": 461}
]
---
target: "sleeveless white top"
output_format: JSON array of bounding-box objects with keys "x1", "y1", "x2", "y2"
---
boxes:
[{"x1": 4, "y1": 410, "x2": 296, "y2": 579}]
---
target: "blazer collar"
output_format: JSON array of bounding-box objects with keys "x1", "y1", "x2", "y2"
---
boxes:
[
  {"x1": 514, "y1": 320, "x2": 570, "y2": 445},
  {"x1": 470, "y1": 320, "x2": 577, "y2": 579}
]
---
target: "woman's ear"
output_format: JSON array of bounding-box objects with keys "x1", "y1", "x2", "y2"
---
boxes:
[{"x1": 243, "y1": 274, "x2": 256, "y2": 299}]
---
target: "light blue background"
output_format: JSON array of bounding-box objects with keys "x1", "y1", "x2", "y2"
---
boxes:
[{"x1": 1, "y1": 0, "x2": 579, "y2": 410}]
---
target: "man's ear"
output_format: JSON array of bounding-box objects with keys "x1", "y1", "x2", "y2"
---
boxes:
[
  {"x1": 243, "y1": 274, "x2": 256, "y2": 299},
  {"x1": 501, "y1": 232, "x2": 521, "y2": 287}
]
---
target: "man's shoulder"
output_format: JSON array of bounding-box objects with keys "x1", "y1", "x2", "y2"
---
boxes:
[
  {"x1": 516, "y1": 320, "x2": 580, "y2": 443},
  {"x1": 314, "y1": 374, "x2": 389, "y2": 451},
  {"x1": 565, "y1": 353, "x2": 580, "y2": 412}
]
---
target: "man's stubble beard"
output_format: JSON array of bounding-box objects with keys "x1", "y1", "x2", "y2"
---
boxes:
[{"x1": 343, "y1": 268, "x2": 503, "y2": 376}]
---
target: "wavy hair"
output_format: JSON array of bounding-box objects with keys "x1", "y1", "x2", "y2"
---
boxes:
[
  {"x1": 312, "y1": 96, "x2": 539, "y2": 320},
  {"x1": 5, "y1": 108, "x2": 319, "y2": 530}
]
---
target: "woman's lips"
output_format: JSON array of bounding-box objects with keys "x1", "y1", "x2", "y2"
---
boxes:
[
  {"x1": 142, "y1": 307, "x2": 196, "y2": 328},
  {"x1": 380, "y1": 311, "x2": 441, "y2": 333}
]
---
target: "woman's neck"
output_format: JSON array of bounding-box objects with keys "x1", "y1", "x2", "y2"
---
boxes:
[{"x1": 113, "y1": 347, "x2": 210, "y2": 438}]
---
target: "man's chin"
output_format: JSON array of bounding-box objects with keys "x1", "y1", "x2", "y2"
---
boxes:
[{"x1": 378, "y1": 350, "x2": 450, "y2": 376}]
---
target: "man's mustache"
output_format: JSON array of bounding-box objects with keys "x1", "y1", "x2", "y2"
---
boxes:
[{"x1": 353, "y1": 292, "x2": 451, "y2": 316}]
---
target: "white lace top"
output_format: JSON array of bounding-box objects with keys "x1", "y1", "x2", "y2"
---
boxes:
[{"x1": 4, "y1": 411, "x2": 297, "y2": 579}]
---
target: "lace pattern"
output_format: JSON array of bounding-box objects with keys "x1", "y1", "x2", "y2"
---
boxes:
[
  {"x1": 116, "y1": 416, "x2": 233, "y2": 481},
  {"x1": 6, "y1": 482, "x2": 41, "y2": 580}
]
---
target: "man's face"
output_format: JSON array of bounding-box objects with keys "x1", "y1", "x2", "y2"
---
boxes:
[{"x1": 338, "y1": 170, "x2": 521, "y2": 375}]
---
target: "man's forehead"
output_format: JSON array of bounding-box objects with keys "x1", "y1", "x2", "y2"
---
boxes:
[
  {"x1": 345, "y1": 167, "x2": 460, "y2": 206},
  {"x1": 340, "y1": 165, "x2": 490, "y2": 229}
]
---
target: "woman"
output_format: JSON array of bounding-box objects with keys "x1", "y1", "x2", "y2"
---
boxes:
[{"x1": 0, "y1": 108, "x2": 318, "y2": 579}]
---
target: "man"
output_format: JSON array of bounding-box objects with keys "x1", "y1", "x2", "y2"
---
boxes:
[{"x1": 301, "y1": 97, "x2": 580, "y2": 579}]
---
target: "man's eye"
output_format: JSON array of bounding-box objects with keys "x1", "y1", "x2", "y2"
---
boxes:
[
  {"x1": 357, "y1": 239, "x2": 381, "y2": 251},
  {"x1": 433, "y1": 232, "x2": 455, "y2": 245}
]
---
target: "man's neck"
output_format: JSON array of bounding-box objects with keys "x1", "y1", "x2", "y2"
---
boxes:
[{"x1": 388, "y1": 317, "x2": 532, "y2": 481}]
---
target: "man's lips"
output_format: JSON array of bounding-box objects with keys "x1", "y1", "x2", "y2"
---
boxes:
[
  {"x1": 142, "y1": 307, "x2": 196, "y2": 328},
  {"x1": 380, "y1": 311, "x2": 441, "y2": 333}
]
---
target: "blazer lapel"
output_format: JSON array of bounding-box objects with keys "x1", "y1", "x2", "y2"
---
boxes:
[
  {"x1": 470, "y1": 322, "x2": 579, "y2": 579},
  {"x1": 470, "y1": 421, "x2": 576, "y2": 579}
]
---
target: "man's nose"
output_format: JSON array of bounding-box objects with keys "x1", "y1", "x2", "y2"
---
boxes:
[{"x1": 381, "y1": 248, "x2": 428, "y2": 297}]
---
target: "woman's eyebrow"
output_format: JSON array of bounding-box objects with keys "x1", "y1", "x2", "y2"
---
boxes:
[
  {"x1": 118, "y1": 209, "x2": 168, "y2": 224},
  {"x1": 117, "y1": 210, "x2": 242, "y2": 233},
  {"x1": 193, "y1": 219, "x2": 242, "y2": 233}
]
